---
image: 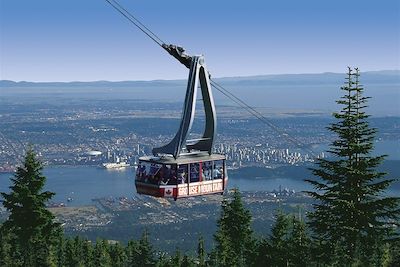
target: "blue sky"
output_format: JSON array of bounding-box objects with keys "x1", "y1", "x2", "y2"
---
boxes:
[{"x1": 0, "y1": 0, "x2": 399, "y2": 82}]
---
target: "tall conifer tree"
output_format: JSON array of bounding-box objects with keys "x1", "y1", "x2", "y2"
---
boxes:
[
  {"x1": 214, "y1": 189, "x2": 255, "y2": 266},
  {"x1": 1, "y1": 147, "x2": 61, "y2": 266},
  {"x1": 197, "y1": 235, "x2": 206, "y2": 267},
  {"x1": 269, "y1": 210, "x2": 291, "y2": 266},
  {"x1": 306, "y1": 68, "x2": 400, "y2": 264}
]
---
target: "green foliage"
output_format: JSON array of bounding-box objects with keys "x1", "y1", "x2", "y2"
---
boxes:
[
  {"x1": 253, "y1": 238, "x2": 271, "y2": 267},
  {"x1": 109, "y1": 242, "x2": 126, "y2": 267},
  {"x1": 382, "y1": 240, "x2": 400, "y2": 267},
  {"x1": 305, "y1": 67, "x2": 400, "y2": 265},
  {"x1": 172, "y1": 249, "x2": 183, "y2": 266},
  {"x1": 288, "y1": 215, "x2": 310, "y2": 266},
  {"x1": 0, "y1": 229, "x2": 13, "y2": 266},
  {"x1": 81, "y1": 238, "x2": 94, "y2": 267},
  {"x1": 125, "y1": 230, "x2": 155, "y2": 266},
  {"x1": 181, "y1": 254, "x2": 195, "y2": 267},
  {"x1": 214, "y1": 188, "x2": 256, "y2": 266},
  {"x1": 197, "y1": 235, "x2": 206, "y2": 267},
  {"x1": 65, "y1": 237, "x2": 80, "y2": 267},
  {"x1": 389, "y1": 240, "x2": 400, "y2": 267},
  {"x1": 55, "y1": 232, "x2": 66, "y2": 267},
  {"x1": 267, "y1": 210, "x2": 311, "y2": 267},
  {"x1": 0, "y1": 147, "x2": 61, "y2": 266},
  {"x1": 59, "y1": 236, "x2": 94, "y2": 267},
  {"x1": 93, "y1": 239, "x2": 111, "y2": 267},
  {"x1": 269, "y1": 210, "x2": 290, "y2": 266}
]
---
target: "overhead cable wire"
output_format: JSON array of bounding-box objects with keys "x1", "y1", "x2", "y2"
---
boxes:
[
  {"x1": 105, "y1": 0, "x2": 164, "y2": 47},
  {"x1": 210, "y1": 80, "x2": 318, "y2": 158}
]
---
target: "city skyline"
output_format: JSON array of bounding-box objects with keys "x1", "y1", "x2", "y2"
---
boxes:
[{"x1": 1, "y1": 0, "x2": 399, "y2": 82}]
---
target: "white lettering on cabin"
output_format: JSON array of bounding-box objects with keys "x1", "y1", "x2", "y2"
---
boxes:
[
  {"x1": 178, "y1": 187, "x2": 188, "y2": 196},
  {"x1": 189, "y1": 186, "x2": 199, "y2": 195},
  {"x1": 213, "y1": 182, "x2": 223, "y2": 191},
  {"x1": 201, "y1": 184, "x2": 213, "y2": 193}
]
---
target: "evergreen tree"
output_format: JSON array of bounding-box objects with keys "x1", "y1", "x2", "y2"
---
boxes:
[
  {"x1": 125, "y1": 231, "x2": 155, "y2": 266},
  {"x1": 137, "y1": 230, "x2": 156, "y2": 266},
  {"x1": 269, "y1": 210, "x2": 291, "y2": 267},
  {"x1": 288, "y1": 215, "x2": 310, "y2": 266},
  {"x1": 181, "y1": 254, "x2": 195, "y2": 267},
  {"x1": 305, "y1": 67, "x2": 400, "y2": 264},
  {"x1": 0, "y1": 228, "x2": 13, "y2": 267},
  {"x1": 389, "y1": 240, "x2": 400, "y2": 267},
  {"x1": 55, "y1": 231, "x2": 66, "y2": 267},
  {"x1": 197, "y1": 235, "x2": 206, "y2": 267},
  {"x1": 207, "y1": 248, "x2": 219, "y2": 267},
  {"x1": 171, "y1": 249, "x2": 183, "y2": 267},
  {"x1": 65, "y1": 238, "x2": 80, "y2": 267},
  {"x1": 253, "y1": 238, "x2": 271, "y2": 267},
  {"x1": 155, "y1": 252, "x2": 171, "y2": 267},
  {"x1": 109, "y1": 242, "x2": 126, "y2": 267},
  {"x1": 214, "y1": 188, "x2": 255, "y2": 266},
  {"x1": 93, "y1": 239, "x2": 111, "y2": 267},
  {"x1": 0, "y1": 147, "x2": 61, "y2": 266},
  {"x1": 268, "y1": 210, "x2": 312, "y2": 266},
  {"x1": 125, "y1": 239, "x2": 139, "y2": 266},
  {"x1": 81, "y1": 238, "x2": 94, "y2": 267}
]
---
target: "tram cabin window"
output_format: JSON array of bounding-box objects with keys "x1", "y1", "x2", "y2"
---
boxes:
[
  {"x1": 190, "y1": 163, "x2": 200, "y2": 183},
  {"x1": 136, "y1": 163, "x2": 147, "y2": 181},
  {"x1": 136, "y1": 162, "x2": 177, "y2": 185},
  {"x1": 177, "y1": 164, "x2": 188, "y2": 184},
  {"x1": 166, "y1": 166, "x2": 177, "y2": 185},
  {"x1": 213, "y1": 160, "x2": 224, "y2": 179},
  {"x1": 202, "y1": 161, "x2": 213, "y2": 181}
]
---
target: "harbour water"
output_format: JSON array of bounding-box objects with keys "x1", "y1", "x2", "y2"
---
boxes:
[
  {"x1": 1, "y1": 163, "x2": 398, "y2": 206},
  {"x1": 0, "y1": 166, "x2": 311, "y2": 206}
]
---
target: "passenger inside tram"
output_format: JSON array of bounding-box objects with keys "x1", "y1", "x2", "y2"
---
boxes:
[
  {"x1": 202, "y1": 161, "x2": 213, "y2": 181},
  {"x1": 177, "y1": 164, "x2": 188, "y2": 184},
  {"x1": 213, "y1": 160, "x2": 223, "y2": 179},
  {"x1": 136, "y1": 160, "x2": 224, "y2": 185},
  {"x1": 190, "y1": 163, "x2": 200, "y2": 182}
]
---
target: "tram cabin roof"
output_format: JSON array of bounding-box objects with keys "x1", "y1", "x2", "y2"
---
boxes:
[{"x1": 139, "y1": 153, "x2": 225, "y2": 165}]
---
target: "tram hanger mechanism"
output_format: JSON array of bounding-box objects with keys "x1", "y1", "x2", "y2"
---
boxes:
[
  {"x1": 153, "y1": 47, "x2": 216, "y2": 158},
  {"x1": 135, "y1": 45, "x2": 227, "y2": 200}
]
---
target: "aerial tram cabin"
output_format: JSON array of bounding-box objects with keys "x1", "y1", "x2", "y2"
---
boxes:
[
  {"x1": 135, "y1": 46, "x2": 228, "y2": 199},
  {"x1": 135, "y1": 154, "x2": 227, "y2": 200}
]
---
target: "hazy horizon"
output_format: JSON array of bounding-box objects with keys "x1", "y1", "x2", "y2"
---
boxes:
[
  {"x1": 1, "y1": 69, "x2": 399, "y2": 83},
  {"x1": 1, "y1": 70, "x2": 399, "y2": 117}
]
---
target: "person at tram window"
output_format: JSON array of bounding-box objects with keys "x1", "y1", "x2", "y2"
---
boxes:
[
  {"x1": 190, "y1": 163, "x2": 200, "y2": 182},
  {"x1": 178, "y1": 171, "x2": 186, "y2": 184},
  {"x1": 137, "y1": 164, "x2": 146, "y2": 181},
  {"x1": 213, "y1": 167, "x2": 221, "y2": 179},
  {"x1": 148, "y1": 170, "x2": 159, "y2": 184},
  {"x1": 202, "y1": 168, "x2": 211, "y2": 181},
  {"x1": 168, "y1": 169, "x2": 177, "y2": 185},
  {"x1": 156, "y1": 168, "x2": 165, "y2": 185},
  {"x1": 218, "y1": 166, "x2": 223, "y2": 178},
  {"x1": 202, "y1": 162, "x2": 212, "y2": 180},
  {"x1": 160, "y1": 176, "x2": 169, "y2": 185},
  {"x1": 161, "y1": 165, "x2": 171, "y2": 178}
]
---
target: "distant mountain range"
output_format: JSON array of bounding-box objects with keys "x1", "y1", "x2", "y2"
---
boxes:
[
  {"x1": 1, "y1": 70, "x2": 399, "y2": 87},
  {"x1": 1, "y1": 70, "x2": 399, "y2": 116}
]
